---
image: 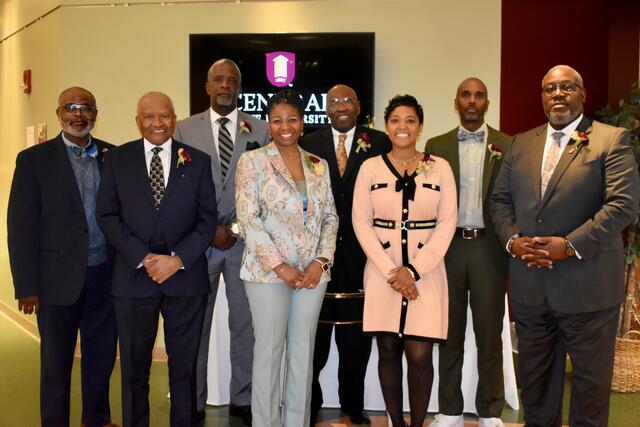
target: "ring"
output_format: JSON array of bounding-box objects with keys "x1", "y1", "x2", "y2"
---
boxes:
[{"x1": 296, "y1": 281, "x2": 302, "y2": 287}]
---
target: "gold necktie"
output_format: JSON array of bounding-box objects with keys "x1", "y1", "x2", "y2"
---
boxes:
[{"x1": 336, "y1": 133, "x2": 348, "y2": 176}]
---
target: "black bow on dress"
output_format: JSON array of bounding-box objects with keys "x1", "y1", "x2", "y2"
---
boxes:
[{"x1": 395, "y1": 170, "x2": 416, "y2": 201}]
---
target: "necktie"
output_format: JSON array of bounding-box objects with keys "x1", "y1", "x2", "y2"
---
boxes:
[
  {"x1": 149, "y1": 147, "x2": 165, "y2": 209},
  {"x1": 457, "y1": 129, "x2": 485, "y2": 142},
  {"x1": 336, "y1": 133, "x2": 348, "y2": 176},
  {"x1": 540, "y1": 131, "x2": 563, "y2": 196},
  {"x1": 217, "y1": 117, "x2": 234, "y2": 180}
]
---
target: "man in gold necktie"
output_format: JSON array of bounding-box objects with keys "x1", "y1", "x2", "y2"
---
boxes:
[{"x1": 301, "y1": 84, "x2": 391, "y2": 425}]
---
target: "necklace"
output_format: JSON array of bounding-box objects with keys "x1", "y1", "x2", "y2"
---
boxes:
[{"x1": 388, "y1": 151, "x2": 420, "y2": 166}]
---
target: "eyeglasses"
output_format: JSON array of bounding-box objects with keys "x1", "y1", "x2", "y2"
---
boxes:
[
  {"x1": 327, "y1": 97, "x2": 357, "y2": 109},
  {"x1": 60, "y1": 103, "x2": 97, "y2": 114},
  {"x1": 542, "y1": 81, "x2": 583, "y2": 95}
]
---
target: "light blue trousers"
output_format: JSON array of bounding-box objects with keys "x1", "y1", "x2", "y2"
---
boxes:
[{"x1": 244, "y1": 280, "x2": 327, "y2": 427}]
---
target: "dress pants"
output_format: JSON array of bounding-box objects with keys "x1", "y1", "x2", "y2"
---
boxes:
[
  {"x1": 245, "y1": 280, "x2": 327, "y2": 427},
  {"x1": 195, "y1": 246, "x2": 253, "y2": 411},
  {"x1": 37, "y1": 262, "x2": 117, "y2": 427},
  {"x1": 310, "y1": 322, "x2": 372, "y2": 418},
  {"x1": 114, "y1": 293, "x2": 206, "y2": 427},
  {"x1": 438, "y1": 236, "x2": 505, "y2": 418},
  {"x1": 512, "y1": 300, "x2": 618, "y2": 427}
]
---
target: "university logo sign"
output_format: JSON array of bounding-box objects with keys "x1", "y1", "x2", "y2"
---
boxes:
[{"x1": 266, "y1": 51, "x2": 296, "y2": 87}]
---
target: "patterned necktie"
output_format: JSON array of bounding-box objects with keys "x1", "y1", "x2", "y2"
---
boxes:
[
  {"x1": 540, "y1": 131, "x2": 564, "y2": 196},
  {"x1": 217, "y1": 117, "x2": 234, "y2": 180},
  {"x1": 149, "y1": 147, "x2": 165, "y2": 209},
  {"x1": 457, "y1": 129, "x2": 485, "y2": 142},
  {"x1": 336, "y1": 133, "x2": 348, "y2": 176}
]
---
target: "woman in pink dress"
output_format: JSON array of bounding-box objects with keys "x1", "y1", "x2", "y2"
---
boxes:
[{"x1": 352, "y1": 95, "x2": 457, "y2": 427}]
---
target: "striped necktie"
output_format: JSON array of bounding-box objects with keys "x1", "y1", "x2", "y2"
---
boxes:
[
  {"x1": 149, "y1": 147, "x2": 165, "y2": 209},
  {"x1": 540, "y1": 131, "x2": 563, "y2": 196},
  {"x1": 217, "y1": 117, "x2": 234, "y2": 180}
]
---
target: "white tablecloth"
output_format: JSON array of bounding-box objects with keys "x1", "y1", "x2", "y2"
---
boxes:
[{"x1": 206, "y1": 279, "x2": 519, "y2": 413}]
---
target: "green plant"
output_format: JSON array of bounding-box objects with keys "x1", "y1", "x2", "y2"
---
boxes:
[{"x1": 596, "y1": 83, "x2": 640, "y2": 337}]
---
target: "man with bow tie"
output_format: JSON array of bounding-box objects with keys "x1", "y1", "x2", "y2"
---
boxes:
[
  {"x1": 490, "y1": 65, "x2": 639, "y2": 427},
  {"x1": 8, "y1": 87, "x2": 118, "y2": 427},
  {"x1": 174, "y1": 58, "x2": 269, "y2": 425},
  {"x1": 426, "y1": 78, "x2": 511, "y2": 427}
]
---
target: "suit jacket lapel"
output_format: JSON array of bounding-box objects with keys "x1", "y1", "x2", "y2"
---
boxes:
[
  {"x1": 318, "y1": 128, "x2": 342, "y2": 185},
  {"x1": 440, "y1": 129, "x2": 460, "y2": 196},
  {"x1": 342, "y1": 126, "x2": 367, "y2": 182},
  {"x1": 200, "y1": 110, "x2": 223, "y2": 198},
  {"x1": 482, "y1": 127, "x2": 501, "y2": 201},
  {"x1": 540, "y1": 117, "x2": 593, "y2": 207},
  {"x1": 51, "y1": 135, "x2": 86, "y2": 220},
  {"x1": 160, "y1": 142, "x2": 181, "y2": 208},
  {"x1": 266, "y1": 143, "x2": 297, "y2": 190},
  {"x1": 133, "y1": 139, "x2": 157, "y2": 209},
  {"x1": 529, "y1": 125, "x2": 547, "y2": 203}
]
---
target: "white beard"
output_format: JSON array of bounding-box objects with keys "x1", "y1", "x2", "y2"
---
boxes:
[{"x1": 62, "y1": 120, "x2": 95, "y2": 138}]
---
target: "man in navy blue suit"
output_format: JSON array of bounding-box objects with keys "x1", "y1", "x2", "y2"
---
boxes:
[
  {"x1": 97, "y1": 92, "x2": 217, "y2": 427},
  {"x1": 8, "y1": 86, "x2": 118, "y2": 427}
]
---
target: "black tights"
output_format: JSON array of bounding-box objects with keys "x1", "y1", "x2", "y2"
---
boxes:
[{"x1": 376, "y1": 335, "x2": 434, "y2": 427}]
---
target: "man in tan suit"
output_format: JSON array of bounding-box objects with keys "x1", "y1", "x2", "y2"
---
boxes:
[
  {"x1": 427, "y1": 78, "x2": 510, "y2": 427},
  {"x1": 490, "y1": 65, "x2": 640, "y2": 427}
]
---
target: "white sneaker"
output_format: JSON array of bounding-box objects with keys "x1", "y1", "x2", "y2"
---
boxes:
[
  {"x1": 429, "y1": 414, "x2": 464, "y2": 427},
  {"x1": 478, "y1": 417, "x2": 505, "y2": 427}
]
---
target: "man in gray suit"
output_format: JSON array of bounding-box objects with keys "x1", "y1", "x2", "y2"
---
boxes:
[
  {"x1": 490, "y1": 65, "x2": 640, "y2": 427},
  {"x1": 174, "y1": 58, "x2": 269, "y2": 425}
]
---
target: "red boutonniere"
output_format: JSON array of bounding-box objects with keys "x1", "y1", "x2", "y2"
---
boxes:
[
  {"x1": 176, "y1": 147, "x2": 192, "y2": 168},
  {"x1": 239, "y1": 120, "x2": 252, "y2": 135},
  {"x1": 416, "y1": 153, "x2": 436, "y2": 176},
  {"x1": 304, "y1": 153, "x2": 325, "y2": 176},
  {"x1": 569, "y1": 128, "x2": 591, "y2": 154},
  {"x1": 355, "y1": 132, "x2": 372, "y2": 153},
  {"x1": 487, "y1": 143, "x2": 503, "y2": 161}
]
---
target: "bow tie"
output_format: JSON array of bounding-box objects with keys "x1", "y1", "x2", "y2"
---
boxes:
[
  {"x1": 457, "y1": 129, "x2": 485, "y2": 142},
  {"x1": 71, "y1": 142, "x2": 98, "y2": 158},
  {"x1": 395, "y1": 170, "x2": 417, "y2": 201}
]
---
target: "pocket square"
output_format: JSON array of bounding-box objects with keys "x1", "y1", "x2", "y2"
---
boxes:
[{"x1": 245, "y1": 141, "x2": 261, "y2": 151}]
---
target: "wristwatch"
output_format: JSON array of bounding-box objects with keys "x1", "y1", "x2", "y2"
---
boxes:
[
  {"x1": 229, "y1": 219, "x2": 240, "y2": 236},
  {"x1": 564, "y1": 238, "x2": 576, "y2": 257},
  {"x1": 314, "y1": 258, "x2": 332, "y2": 272}
]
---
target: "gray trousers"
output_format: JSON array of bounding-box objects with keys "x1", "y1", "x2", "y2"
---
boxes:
[
  {"x1": 245, "y1": 280, "x2": 327, "y2": 427},
  {"x1": 196, "y1": 245, "x2": 254, "y2": 411}
]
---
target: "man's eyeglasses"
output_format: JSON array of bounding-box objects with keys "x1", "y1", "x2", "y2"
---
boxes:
[
  {"x1": 60, "y1": 103, "x2": 97, "y2": 114},
  {"x1": 328, "y1": 97, "x2": 357, "y2": 109},
  {"x1": 542, "y1": 81, "x2": 583, "y2": 95}
]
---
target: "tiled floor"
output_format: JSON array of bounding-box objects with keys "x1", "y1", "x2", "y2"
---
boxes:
[{"x1": 0, "y1": 310, "x2": 638, "y2": 426}]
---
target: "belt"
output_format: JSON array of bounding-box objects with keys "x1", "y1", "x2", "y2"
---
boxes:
[
  {"x1": 456, "y1": 227, "x2": 485, "y2": 239},
  {"x1": 373, "y1": 218, "x2": 437, "y2": 231}
]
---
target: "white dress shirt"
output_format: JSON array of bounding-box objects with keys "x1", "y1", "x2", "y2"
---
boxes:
[
  {"x1": 457, "y1": 123, "x2": 487, "y2": 228},
  {"x1": 143, "y1": 137, "x2": 172, "y2": 187},
  {"x1": 210, "y1": 107, "x2": 239, "y2": 162},
  {"x1": 331, "y1": 126, "x2": 356, "y2": 157}
]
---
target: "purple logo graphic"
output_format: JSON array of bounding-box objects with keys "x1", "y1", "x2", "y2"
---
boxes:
[{"x1": 266, "y1": 51, "x2": 296, "y2": 87}]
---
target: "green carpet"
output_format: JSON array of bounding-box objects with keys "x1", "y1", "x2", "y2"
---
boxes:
[{"x1": 1, "y1": 312, "x2": 638, "y2": 426}]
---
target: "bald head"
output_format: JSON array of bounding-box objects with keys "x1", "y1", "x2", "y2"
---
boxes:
[
  {"x1": 58, "y1": 86, "x2": 96, "y2": 107},
  {"x1": 135, "y1": 91, "x2": 176, "y2": 146},
  {"x1": 455, "y1": 77, "x2": 489, "y2": 131},
  {"x1": 326, "y1": 84, "x2": 361, "y2": 132},
  {"x1": 541, "y1": 65, "x2": 586, "y2": 128}
]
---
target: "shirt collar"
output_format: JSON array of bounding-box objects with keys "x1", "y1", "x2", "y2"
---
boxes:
[
  {"x1": 61, "y1": 132, "x2": 97, "y2": 158},
  {"x1": 210, "y1": 107, "x2": 239, "y2": 126},
  {"x1": 458, "y1": 122, "x2": 488, "y2": 135},
  {"x1": 546, "y1": 114, "x2": 583, "y2": 140},
  {"x1": 143, "y1": 137, "x2": 172, "y2": 153},
  {"x1": 331, "y1": 126, "x2": 356, "y2": 140}
]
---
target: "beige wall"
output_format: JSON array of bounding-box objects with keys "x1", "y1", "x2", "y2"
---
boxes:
[{"x1": 0, "y1": 0, "x2": 502, "y2": 343}]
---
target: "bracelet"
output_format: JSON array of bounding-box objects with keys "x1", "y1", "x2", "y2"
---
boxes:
[
  {"x1": 404, "y1": 266, "x2": 416, "y2": 281},
  {"x1": 507, "y1": 236, "x2": 518, "y2": 257}
]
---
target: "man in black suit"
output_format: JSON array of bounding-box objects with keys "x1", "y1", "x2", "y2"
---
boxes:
[
  {"x1": 97, "y1": 92, "x2": 217, "y2": 427},
  {"x1": 301, "y1": 84, "x2": 391, "y2": 425},
  {"x1": 8, "y1": 86, "x2": 118, "y2": 427}
]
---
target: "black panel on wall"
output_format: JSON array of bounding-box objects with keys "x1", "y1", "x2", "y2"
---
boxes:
[{"x1": 189, "y1": 33, "x2": 375, "y2": 129}]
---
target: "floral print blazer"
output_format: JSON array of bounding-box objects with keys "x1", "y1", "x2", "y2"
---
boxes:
[{"x1": 235, "y1": 142, "x2": 339, "y2": 283}]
